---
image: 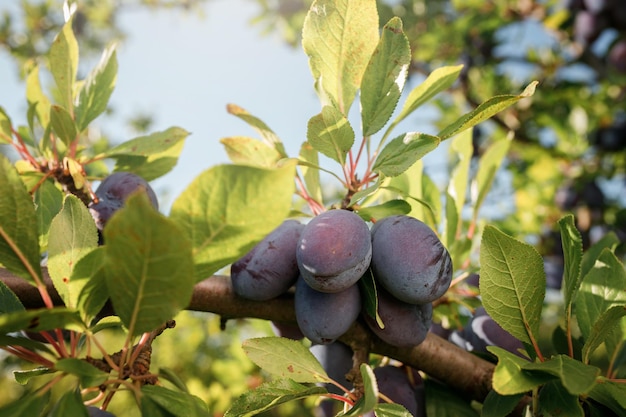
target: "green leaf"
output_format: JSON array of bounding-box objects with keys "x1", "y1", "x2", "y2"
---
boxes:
[
  {"x1": 0, "y1": 106, "x2": 12, "y2": 144},
  {"x1": 302, "y1": 0, "x2": 379, "y2": 114},
  {"x1": 444, "y1": 191, "x2": 459, "y2": 249},
  {"x1": 559, "y1": 215, "x2": 584, "y2": 314},
  {"x1": 480, "y1": 225, "x2": 545, "y2": 347},
  {"x1": 582, "y1": 305, "x2": 626, "y2": 364},
  {"x1": 47, "y1": 195, "x2": 98, "y2": 309},
  {"x1": 225, "y1": 378, "x2": 326, "y2": 417},
  {"x1": 307, "y1": 106, "x2": 355, "y2": 165},
  {"x1": 341, "y1": 364, "x2": 378, "y2": 416},
  {"x1": 104, "y1": 126, "x2": 189, "y2": 158},
  {"x1": 370, "y1": 403, "x2": 413, "y2": 417},
  {"x1": 34, "y1": 179, "x2": 64, "y2": 251},
  {"x1": 438, "y1": 81, "x2": 538, "y2": 140},
  {"x1": 372, "y1": 132, "x2": 440, "y2": 177},
  {"x1": 226, "y1": 103, "x2": 287, "y2": 157},
  {"x1": 360, "y1": 17, "x2": 411, "y2": 136},
  {"x1": 481, "y1": 390, "x2": 524, "y2": 417},
  {"x1": 170, "y1": 162, "x2": 296, "y2": 281},
  {"x1": 0, "y1": 155, "x2": 42, "y2": 285},
  {"x1": 73, "y1": 247, "x2": 109, "y2": 322},
  {"x1": 521, "y1": 354, "x2": 600, "y2": 395},
  {"x1": 55, "y1": 358, "x2": 109, "y2": 387},
  {"x1": 49, "y1": 389, "x2": 89, "y2": 417},
  {"x1": 26, "y1": 65, "x2": 52, "y2": 130},
  {"x1": 390, "y1": 65, "x2": 464, "y2": 130},
  {"x1": 424, "y1": 378, "x2": 480, "y2": 416},
  {"x1": 575, "y1": 249, "x2": 626, "y2": 340},
  {"x1": 445, "y1": 130, "x2": 472, "y2": 243},
  {"x1": 0, "y1": 334, "x2": 54, "y2": 355},
  {"x1": 104, "y1": 193, "x2": 194, "y2": 337},
  {"x1": 242, "y1": 337, "x2": 328, "y2": 383},
  {"x1": 75, "y1": 45, "x2": 117, "y2": 132},
  {"x1": 359, "y1": 269, "x2": 383, "y2": 328},
  {"x1": 488, "y1": 346, "x2": 554, "y2": 395},
  {"x1": 472, "y1": 138, "x2": 510, "y2": 217},
  {"x1": 587, "y1": 377, "x2": 626, "y2": 415},
  {"x1": 0, "y1": 279, "x2": 25, "y2": 314},
  {"x1": 112, "y1": 142, "x2": 185, "y2": 181},
  {"x1": 298, "y1": 141, "x2": 323, "y2": 204},
  {"x1": 580, "y1": 232, "x2": 620, "y2": 279},
  {"x1": 0, "y1": 390, "x2": 49, "y2": 416},
  {"x1": 141, "y1": 385, "x2": 210, "y2": 417},
  {"x1": 356, "y1": 200, "x2": 411, "y2": 221},
  {"x1": 538, "y1": 380, "x2": 584, "y2": 417},
  {"x1": 50, "y1": 104, "x2": 77, "y2": 146},
  {"x1": 220, "y1": 136, "x2": 283, "y2": 168},
  {"x1": 13, "y1": 367, "x2": 54, "y2": 385},
  {"x1": 49, "y1": 18, "x2": 79, "y2": 112},
  {"x1": 0, "y1": 307, "x2": 83, "y2": 334}
]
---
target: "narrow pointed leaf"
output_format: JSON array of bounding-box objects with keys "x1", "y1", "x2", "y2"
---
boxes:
[
  {"x1": 49, "y1": 19, "x2": 79, "y2": 112},
  {"x1": 371, "y1": 403, "x2": 413, "y2": 417},
  {"x1": 559, "y1": 214, "x2": 584, "y2": 318},
  {"x1": 359, "y1": 269, "x2": 383, "y2": 328},
  {"x1": 0, "y1": 280, "x2": 25, "y2": 314},
  {"x1": 391, "y1": 65, "x2": 464, "y2": 128},
  {"x1": 372, "y1": 132, "x2": 440, "y2": 177},
  {"x1": 104, "y1": 193, "x2": 194, "y2": 337},
  {"x1": 357, "y1": 200, "x2": 411, "y2": 221},
  {"x1": 34, "y1": 179, "x2": 64, "y2": 251},
  {"x1": 50, "y1": 104, "x2": 77, "y2": 146},
  {"x1": 472, "y1": 138, "x2": 510, "y2": 215},
  {"x1": 220, "y1": 136, "x2": 282, "y2": 167},
  {"x1": 227, "y1": 103, "x2": 287, "y2": 156},
  {"x1": 582, "y1": 305, "x2": 626, "y2": 364},
  {"x1": 480, "y1": 226, "x2": 545, "y2": 346},
  {"x1": 0, "y1": 307, "x2": 83, "y2": 334},
  {"x1": 170, "y1": 162, "x2": 295, "y2": 281},
  {"x1": 439, "y1": 81, "x2": 538, "y2": 140},
  {"x1": 26, "y1": 66, "x2": 52, "y2": 129},
  {"x1": 225, "y1": 379, "x2": 326, "y2": 417},
  {"x1": 243, "y1": 337, "x2": 328, "y2": 383},
  {"x1": 302, "y1": 0, "x2": 379, "y2": 114},
  {"x1": 55, "y1": 358, "x2": 109, "y2": 387},
  {"x1": 360, "y1": 17, "x2": 410, "y2": 136},
  {"x1": 341, "y1": 364, "x2": 378, "y2": 416},
  {"x1": 75, "y1": 45, "x2": 117, "y2": 132},
  {"x1": 307, "y1": 106, "x2": 355, "y2": 165},
  {"x1": 446, "y1": 130, "x2": 472, "y2": 241},
  {"x1": 299, "y1": 141, "x2": 323, "y2": 204},
  {"x1": 0, "y1": 155, "x2": 42, "y2": 285},
  {"x1": 0, "y1": 107, "x2": 12, "y2": 144},
  {"x1": 575, "y1": 249, "x2": 626, "y2": 340},
  {"x1": 580, "y1": 232, "x2": 619, "y2": 278},
  {"x1": 47, "y1": 195, "x2": 98, "y2": 309},
  {"x1": 14, "y1": 367, "x2": 54, "y2": 385},
  {"x1": 103, "y1": 126, "x2": 189, "y2": 158},
  {"x1": 142, "y1": 385, "x2": 210, "y2": 417}
]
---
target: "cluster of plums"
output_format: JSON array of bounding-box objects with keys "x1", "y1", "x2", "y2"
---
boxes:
[
  {"x1": 231, "y1": 210, "x2": 453, "y2": 347},
  {"x1": 568, "y1": 0, "x2": 626, "y2": 73}
]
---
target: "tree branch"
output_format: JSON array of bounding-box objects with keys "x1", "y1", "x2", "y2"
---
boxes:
[{"x1": 0, "y1": 267, "x2": 495, "y2": 403}]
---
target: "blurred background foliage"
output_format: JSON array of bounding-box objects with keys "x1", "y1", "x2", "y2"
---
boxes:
[{"x1": 1, "y1": 0, "x2": 625, "y2": 416}]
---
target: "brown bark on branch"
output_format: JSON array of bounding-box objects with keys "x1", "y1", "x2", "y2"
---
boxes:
[{"x1": 0, "y1": 268, "x2": 495, "y2": 402}]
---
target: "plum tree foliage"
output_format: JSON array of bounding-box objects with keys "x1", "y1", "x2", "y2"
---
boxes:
[{"x1": 0, "y1": 1, "x2": 625, "y2": 417}]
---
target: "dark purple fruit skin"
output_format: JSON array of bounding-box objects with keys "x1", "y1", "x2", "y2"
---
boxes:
[
  {"x1": 309, "y1": 341, "x2": 354, "y2": 394},
  {"x1": 88, "y1": 172, "x2": 158, "y2": 233},
  {"x1": 87, "y1": 406, "x2": 116, "y2": 417},
  {"x1": 370, "y1": 215, "x2": 452, "y2": 305},
  {"x1": 294, "y1": 276, "x2": 361, "y2": 344},
  {"x1": 231, "y1": 220, "x2": 304, "y2": 301},
  {"x1": 270, "y1": 321, "x2": 304, "y2": 340},
  {"x1": 449, "y1": 307, "x2": 525, "y2": 357},
  {"x1": 364, "y1": 285, "x2": 432, "y2": 348},
  {"x1": 296, "y1": 210, "x2": 372, "y2": 293}
]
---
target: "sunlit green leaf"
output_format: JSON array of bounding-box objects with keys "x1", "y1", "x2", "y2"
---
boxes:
[
  {"x1": 582, "y1": 305, "x2": 626, "y2": 364},
  {"x1": 298, "y1": 141, "x2": 323, "y2": 204},
  {"x1": 243, "y1": 337, "x2": 328, "y2": 383},
  {"x1": 170, "y1": 162, "x2": 296, "y2": 281},
  {"x1": 302, "y1": 0, "x2": 379, "y2": 114},
  {"x1": 73, "y1": 247, "x2": 109, "y2": 322},
  {"x1": 14, "y1": 367, "x2": 54, "y2": 385},
  {"x1": 226, "y1": 103, "x2": 287, "y2": 157},
  {"x1": 359, "y1": 269, "x2": 383, "y2": 328},
  {"x1": 488, "y1": 346, "x2": 553, "y2": 395},
  {"x1": 49, "y1": 104, "x2": 77, "y2": 146},
  {"x1": 26, "y1": 66, "x2": 52, "y2": 130},
  {"x1": 0, "y1": 106, "x2": 12, "y2": 144},
  {"x1": 522, "y1": 354, "x2": 600, "y2": 395},
  {"x1": 480, "y1": 226, "x2": 545, "y2": 346},
  {"x1": 104, "y1": 126, "x2": 189, "y2": 158},
  {"x1": 104, "y1": 193, "x2": 194, "y2": 337},
  {"x1": 341, "y1": 364, "x2": 378, "y2": 416},
  {"x1": 0, "y1": 307, "x2": 83, "y2": 334},
  {"x1": 360, "y1": 17, "x2": 410, "y2": 136},
  {"x1": 560, "y1": 215, "x2": 584, "y2": 313},
  {"x1": 220, "y1": 136, "x2": 282, "y2": 168},
  {"x1": 307, "y1": 105, "x2": 355, "y2": 165},
  {"x1": 48, "y1": 18, "x2": 79, "y2": 112},
  {"x1": 472, "y1": 137, "x2": 510, "y2": 217},
  {"x1": 445, "y1": 130, "x2": 472, "y2": 244},
  {"x1": 34, "y1": 179, "x2": 64, "y2": 252},
  {"x1": 372, "y1": 132, "x2": 440, "y2": 177},
  {"x1": 357, "y1": 200, "x2": 411, "y2": 221},
  {"x1": 0, "y1": 155, "x2": 42, "y2": 285}
]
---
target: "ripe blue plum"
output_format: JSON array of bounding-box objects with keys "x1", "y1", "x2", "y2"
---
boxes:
[
  {"x1": 270, "y1": 321, "x2": 304, "y2": 340},
  {"x1": 294, "y1": 276, "x2": 361, "y2": 344},
  {"x1": 310, "y1": 341, "x2": 354, "y2": 394},
  {"x1": 87, "y1": 407, "x2": 116, "y2": 417},
  {"x1": 449, "y1": 307, "x2": 525, "y2": 357},
  {"x1": 364, "y1": 286, "x2": 432, "y2": 348},
  {"x1": 370, "y1": 215, "x2": 452, "y2": 305},
  {"x1": 296, "y1": 210, "x2": 371, "y2": 293},
  {"x1": 231, "y1": 220, "x2": 304, "y2": 301},
  {"x1": 88, "y1": 172, "x2": 158, "y2": 240}
]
